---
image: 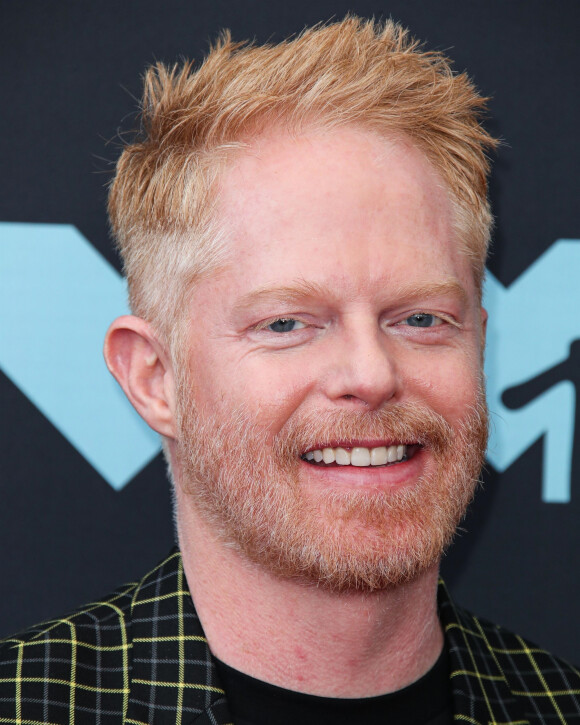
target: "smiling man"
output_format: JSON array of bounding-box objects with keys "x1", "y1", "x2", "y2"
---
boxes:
[
  {"x1": 167, "y1": 128, "x2": 488, "y2": 603},
  {"x1": 1, "y1": 17, "x2": 579, "y2": 725}
]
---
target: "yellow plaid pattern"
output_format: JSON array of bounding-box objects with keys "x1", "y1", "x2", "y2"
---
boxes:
[
  {"x1": 438, "y1": 581, "x2": 580, "y2": 724},
  {"x1": 1, "y1": 550, "x2": 578, "y2": 723}
]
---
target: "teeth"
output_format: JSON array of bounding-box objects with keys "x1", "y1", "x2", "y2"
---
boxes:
[
  {"x1": 370, "y1": 446, "x2": 387, "y2": 466},
  {"x1": 322, "y1": 448, "x2": 335, "y2": 464},
  {"x1": 304, "y1": 444, "x2": 407, "y2": 467},
  {"x1": 335, "y1": 447, "x2": 351, "y2": 465},
  {"x1": 351, "y1": 447, "x2": 371, "y2": 467},
  {"x1": 387, "y1": 446, "x2": 399, "y2": 463}
]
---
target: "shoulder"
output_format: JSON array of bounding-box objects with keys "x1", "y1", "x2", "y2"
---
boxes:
[
  {"x1": 448, "y1": 597, "x2": 580, "y2": 683},
  {"x1": 0, "y1": 577, "x2": 137, "y2": 655},
  {"x1": 438, "y1": 581, "x2": 580, "y2": 721},
  {"x1": 0, "y1": 580, "x2": 138, "y2": 721},
  {"x1": 0, "y1": 550, "x2": 184, "y2": 722}
]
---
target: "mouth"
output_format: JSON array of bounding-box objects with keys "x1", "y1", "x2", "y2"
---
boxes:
[{"x1": 301, "y1": 443, "x2": 419, "y2": 468}]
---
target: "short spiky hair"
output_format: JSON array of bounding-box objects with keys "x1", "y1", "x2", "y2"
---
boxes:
[{"x1": 108, "y1": 17, "x2": 497, "y2": 345}]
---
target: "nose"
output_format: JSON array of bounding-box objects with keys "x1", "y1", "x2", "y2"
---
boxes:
[{"x1": 322, "y1": 316, "x2": 399, "y2": 410}]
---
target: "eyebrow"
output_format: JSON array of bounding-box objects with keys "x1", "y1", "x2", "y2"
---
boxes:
[
  {"x1": 236, "y1": 278, "x2": 469, "y2": 311},
  {"x1": 385, "y1": 280, "x2": 469, "y2": 306},
  {"x1": 236, "y1": 280, "x2": 332, "y2": 311}
]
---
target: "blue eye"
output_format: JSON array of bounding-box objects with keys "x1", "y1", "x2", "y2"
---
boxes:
[
  {"x1": 405, "y1": 313, "x2": 440, "y2": 328},
  {"x1": 267, "y1": 318, "x2": 306, "y2": 333}
]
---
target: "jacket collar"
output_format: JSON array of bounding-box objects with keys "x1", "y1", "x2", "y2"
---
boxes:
[
  {"x1": 124, "y1": 549, "x2": 231, "y2": 725},
  {"x1": 438, "y1": 580, "x2": 529, "y2": 725},
  {"x1": 125, "y1": 550, "x2": 528, "y2": 725}
]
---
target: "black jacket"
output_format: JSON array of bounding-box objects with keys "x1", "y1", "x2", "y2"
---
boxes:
[{"x1": 1, "y1": 549, "x2": 579, "y2": 724}]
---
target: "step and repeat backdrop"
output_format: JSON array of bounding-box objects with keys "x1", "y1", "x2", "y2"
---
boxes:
[{"x1": 1, "y1": 1, "x2": 579, "y2": 662}]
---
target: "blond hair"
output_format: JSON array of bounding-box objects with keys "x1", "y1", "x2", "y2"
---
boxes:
[{"x1": 108, "y1": 17, "x2": 497, "y2": 346}]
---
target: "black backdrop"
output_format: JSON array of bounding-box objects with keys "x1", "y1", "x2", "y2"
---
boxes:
[{"x1": 1, "y1": 0, "x2": 579, "y2": 664}]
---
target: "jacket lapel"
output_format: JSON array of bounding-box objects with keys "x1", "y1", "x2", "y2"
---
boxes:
[
  {"x1": 124, "y1": 550, "x2": 232, "y2": 725},
  {"x1": 438, "y1": 581, "x2": 529, "y2": 725}
]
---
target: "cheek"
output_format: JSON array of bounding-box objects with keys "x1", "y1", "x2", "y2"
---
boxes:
[
  {"x1": 403, "y1": 350, "x2": 483, "y2": 423},
  {"x1": 193, "y1": 350, "x2": 319, "y2": 434},
  {"x1": 242, "y1": 360, "x2": 319, "y2": 432}
]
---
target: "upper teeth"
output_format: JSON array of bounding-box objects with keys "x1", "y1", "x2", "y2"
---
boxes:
[{"x1": 304, "y1": 445, "x2": 406, "y2": 467}]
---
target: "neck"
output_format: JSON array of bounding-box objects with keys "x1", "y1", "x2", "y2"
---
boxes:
[{"x1": 176, "y1": 495, "x2": 443, "y2": 698}]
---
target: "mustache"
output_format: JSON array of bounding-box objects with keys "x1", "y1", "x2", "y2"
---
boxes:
[
  {"x1": 271, "y1": 402, "x2": 480, "y2": 459},
  {"x1": 177, "y1": 397, "x2": 488, "y2": 472}
]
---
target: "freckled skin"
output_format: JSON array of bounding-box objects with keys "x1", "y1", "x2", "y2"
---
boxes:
[
  {"x1": 181, "y1": 127, "x2": 484, "y2": 481},
  {"x1": 168, "y1": 126, "x2": 487, "y2": 698}
]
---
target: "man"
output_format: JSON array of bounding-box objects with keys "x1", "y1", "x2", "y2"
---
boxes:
[{"x1": 1, "y1": 17, "x2": 579, "y2": 724}]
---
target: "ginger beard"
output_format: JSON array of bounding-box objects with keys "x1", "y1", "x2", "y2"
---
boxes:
[{"x1": 174, "y1": 380, "x2": 488, "y2": 592}]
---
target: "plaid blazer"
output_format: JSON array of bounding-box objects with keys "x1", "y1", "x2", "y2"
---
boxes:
[{"x1": 1, "y1": 549, "x2": 579, "y2": 724}]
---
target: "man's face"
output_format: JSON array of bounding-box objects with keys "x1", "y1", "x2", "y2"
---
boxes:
[{"x1": 172, "y1": 127, "x2": 487, "y2": 590}]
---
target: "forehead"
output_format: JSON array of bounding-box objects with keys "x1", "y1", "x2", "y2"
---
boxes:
[{"x1": 212, "y1": 126, "x2": 473, "y2": 301}]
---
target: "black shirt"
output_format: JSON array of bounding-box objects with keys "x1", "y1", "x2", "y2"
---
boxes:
[{"x1": 215, "y1": 646, "x2": 452, "y2": 725}]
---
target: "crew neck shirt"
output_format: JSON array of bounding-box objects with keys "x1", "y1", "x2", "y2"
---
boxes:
[{"x1": 214, "y1": 645, "x2": 452, "y2": 725}]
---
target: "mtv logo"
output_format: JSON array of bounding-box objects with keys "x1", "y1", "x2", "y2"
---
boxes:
[
  {"x1": 1, "y1": 224, "x2": 578, "y2": 499},
  {"x1": 484, "y1": 240, "x2": 580, "y2": 503}
]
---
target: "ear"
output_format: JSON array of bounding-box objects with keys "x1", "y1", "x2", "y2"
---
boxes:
[{"x1": 104, "y1": 315, "x2": 177, "y2": 438}]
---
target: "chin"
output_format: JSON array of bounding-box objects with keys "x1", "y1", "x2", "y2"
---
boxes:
[{"x1": 175, "y1": 396, "x2": 488, "y2": 592}]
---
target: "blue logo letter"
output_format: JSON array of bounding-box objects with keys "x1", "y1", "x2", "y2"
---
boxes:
[
  {"x1": 0, "y1": 223, "x2": 161, "y2": 490},
  {"x1": 484, "y1": 239, "x2": 580, "y2": 502}
]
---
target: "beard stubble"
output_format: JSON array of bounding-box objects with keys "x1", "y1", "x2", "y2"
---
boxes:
[{"x1": 173, "y1": 388, "x2": 488, "y2": 592}]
